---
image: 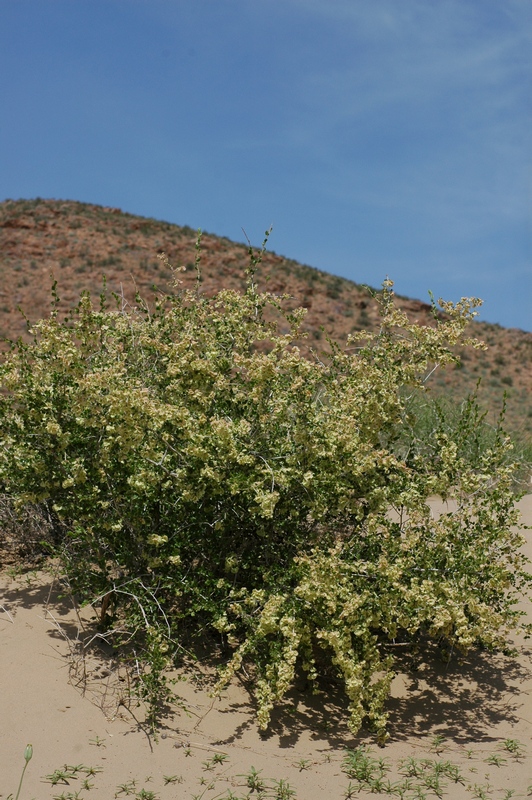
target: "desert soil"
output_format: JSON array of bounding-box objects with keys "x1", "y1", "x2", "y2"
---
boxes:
[{"x1": 1, "y1": 496, "x2": 532, "y2": 800}]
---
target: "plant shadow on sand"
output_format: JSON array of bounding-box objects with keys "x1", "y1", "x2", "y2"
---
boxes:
[
  {"x1": 1, "y1": 571, "x2": 79, "y2": 627},
  {"x1": 189, "y1": 672, "x2": 360, "y2": 751},
  {"x1": 384, "y1": 641, "x2": 532, "y2": 744},
  {"x1": 161, "y1": 636, "x2": 532, "y2": 753},
  {"x1": 0, "y1": 573, "x2": 146, "y2": 726},
  {"x1": 3, "y1": 572, "x2": 532, "y2": 751}
]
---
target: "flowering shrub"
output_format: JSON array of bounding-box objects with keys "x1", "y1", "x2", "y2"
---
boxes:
[{"x1": 0, "y1": 239, "x2": 529, "y2": 738}]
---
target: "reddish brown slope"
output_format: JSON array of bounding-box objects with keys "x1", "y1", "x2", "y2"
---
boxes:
[{"x1": 1, "y1": 198, "x2": 530, "y2": 434}]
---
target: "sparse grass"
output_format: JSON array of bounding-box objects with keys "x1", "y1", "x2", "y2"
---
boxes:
[
  {"x1": 4, "y1": 736, "x2": 530, "y2": 799},
  {"x1": 44, "y1": 763, "x2": 104, "y2": 787}
]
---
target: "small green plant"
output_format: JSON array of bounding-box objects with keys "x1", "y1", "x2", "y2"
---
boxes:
[
  {"x1": 163, "y1": 774, "x2": 183, "y2": 785},
  {"x1": 45, "y1": 767, "x2": 76, "y2": 786},
  {"x1": 422, "y1": 771, "x2": 443, "y2": 797},
  {"x1": 83, "y1": 766, "x2": 102, "y2": 778},
  {"x1": 134, "y1": 790, "x2": 159, "y2": 800},
  {"x1": 43, "y1": 763, "x2": 102, "y2": 797},
  {"x1": 211, "y1": 753, "x2": 229, "y2": 766},
  {"x1": 470, "y1": 784, "x2": 492, "y2": 800},
  {"x1": 429, "y1": 734, "x2": 447, "y2": 754},
  {"x1": 395, "y1": 755, "x2": 466, "y2": 798},
  {"x1": 116, "y1": 780, "x2": 137, "y2": 796},
  {"x1": 241, "y1": 766, "x2": 265, "y2": 792},
  {"x1": 395, "y1": 778, "x2": 415, "y2": 799},
  {"x1": 437, "y1": 761, "x2": 464, "y2": 783},
  {"x1": 399, "y1": 756, "x2": 423, "y2": 778},
  {"x1": 410, "y1": 788, "x2": 428, "y2": 800},
  {"x1": 342, "y1": 746, "x2": 392, "y2": 791},
  {"x1": 501, "y1": 739, "x2": 525, "y2": 758},
  {"x1": 484, "y1": 754, "x2": 506, "y2": 767},
  {"x1": 271, "y1": 778, "x2": 297, "y2": 799},
  {"x1": 7, "y1": 744, "x2": 33, "y2": 800}
]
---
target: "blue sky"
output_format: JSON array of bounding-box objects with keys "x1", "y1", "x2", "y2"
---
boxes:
[{"x1": 1, "y1": 0, "x2": 530, "y2": 330}]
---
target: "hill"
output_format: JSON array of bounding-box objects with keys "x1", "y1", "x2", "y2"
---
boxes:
[{"x1": 1, "y1": 197, "x2": 531, "y2": 435}]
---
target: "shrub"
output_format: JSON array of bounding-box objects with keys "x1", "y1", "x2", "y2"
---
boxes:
[{"x1": 0, "y1": 237, "x2": 529, "y2": 738}]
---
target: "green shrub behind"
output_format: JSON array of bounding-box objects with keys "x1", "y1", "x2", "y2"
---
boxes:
[{"x1": 0, "y1": 243, "x2": 529, "y2": 738}]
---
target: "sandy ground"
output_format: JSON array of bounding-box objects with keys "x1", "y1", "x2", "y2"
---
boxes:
[{"x1": 1, "y1": 496, "x2": 531, "y2": 800}]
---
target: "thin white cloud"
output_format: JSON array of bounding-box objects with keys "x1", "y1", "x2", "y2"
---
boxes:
[{"x1": 248, "y1": 1, "x2": 530, "y2": 244}]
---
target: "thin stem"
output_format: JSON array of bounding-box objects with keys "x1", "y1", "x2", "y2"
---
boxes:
[{"x1": 14, "y1": 756, "x2": 30, "y2": 800}]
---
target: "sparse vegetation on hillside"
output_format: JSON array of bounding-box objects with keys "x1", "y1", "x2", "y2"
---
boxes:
[
  {"x1": 0, "y1": 236, "x2": 529, "y2": 739},
  {"x1": 0, "y1": 198, "x2": 531, "y2": 436}
]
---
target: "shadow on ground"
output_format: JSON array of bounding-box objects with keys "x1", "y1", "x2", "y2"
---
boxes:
[{"x1": 2, "y1": 572, "x2": 531, "y2": 751}]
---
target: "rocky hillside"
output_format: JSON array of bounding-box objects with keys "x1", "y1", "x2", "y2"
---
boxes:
[{"x1": 1, "y1": 197, "x2": 531, "y2": 435}]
